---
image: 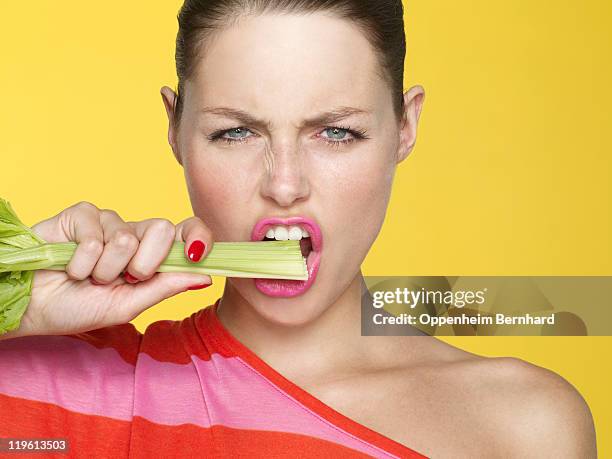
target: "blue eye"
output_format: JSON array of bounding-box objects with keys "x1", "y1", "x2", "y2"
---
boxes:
[
  {"x1": 323, "y1": 127, "x2": 349, "y2": 140},
  {"x1": 224, "y1": 128, "x2": 251, "y2": 139},
  {"x1": 207, "y1": 127, "x2": 255, "y2": 143}
]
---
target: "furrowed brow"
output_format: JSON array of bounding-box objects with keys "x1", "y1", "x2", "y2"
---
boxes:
[
  {"x1": 199, "y1": 107, "x2": 271, "y2": 131},
  {"x1": 199, "y1": 106, "x2": 370, "y2": 130},
  {"x1": 302, "y1": 107, "x2": 371, "y2": 128}
]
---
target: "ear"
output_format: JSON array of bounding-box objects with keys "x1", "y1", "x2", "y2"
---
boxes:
[
  {"x1": 160, "y1": 86, "x2": 182, "y2": 166},
  {"x1": 396, "y1": 85, "x2": 425, "y2": 164}
]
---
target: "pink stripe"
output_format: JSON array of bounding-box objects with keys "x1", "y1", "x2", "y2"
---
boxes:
[
  {"x1": 134, "y1": 353, "x2": 399, "y2": 458},
  {"x1": 0, "y1": 335, "x2": 134, "y2": 420},
  {"x1": 0, "y1": 336, "x2": 399, "y2": 458}
]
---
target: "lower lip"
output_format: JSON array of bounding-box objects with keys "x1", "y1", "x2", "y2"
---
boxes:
[{"x1": 254, "y1": 247, "x2": 321, "y2": 297}]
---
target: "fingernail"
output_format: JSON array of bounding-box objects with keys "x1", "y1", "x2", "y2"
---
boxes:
[
  {"x1": 188, "y1": 240, "x2": 206, "y2": 262},
  {"x1": 124, "y1": 271, "x2": 139, "y2": 283},
  {"x1": 187, "y1": 282, "x2": 212, "y2": 291}
]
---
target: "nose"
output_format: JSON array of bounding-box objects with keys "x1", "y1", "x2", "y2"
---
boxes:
[{"x1": 260, "y1": 139, "x2": 310, "y2": 208}]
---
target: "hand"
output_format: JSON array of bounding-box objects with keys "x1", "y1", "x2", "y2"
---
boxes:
[{"x1": 3, "y1": 201, "x2": 213, "y2": 338}]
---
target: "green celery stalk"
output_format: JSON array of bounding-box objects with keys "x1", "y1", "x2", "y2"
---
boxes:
[{"x1": 0, "y1": 197, "x2": 308, "y2": 335}]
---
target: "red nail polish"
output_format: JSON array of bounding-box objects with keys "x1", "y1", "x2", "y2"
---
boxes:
[
  {"x1": 187, "y1": 283, "x2": 212, "y2": 291},
  {"x1": 124, "y1": 271, "x2": 139, "y2": 283},
  {"x1": 188, "y1": 240, "x2": 206, "y2": 262}
]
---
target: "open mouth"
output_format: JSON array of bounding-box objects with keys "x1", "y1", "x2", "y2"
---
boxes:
[
  {"x1": 261, "y1": 225, "x2": 313, "y2": 258},
  {"x1": 250, "y1": 217, "x2": 323, "y2": 297}
]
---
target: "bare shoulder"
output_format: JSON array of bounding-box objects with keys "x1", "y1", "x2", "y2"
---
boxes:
[
  {"x1": 412, "y1": 340, "x2": 597, "y2": 458},
  {"x1": 315, "y1": 336, "x2": 596, "y2": 457},
  {"x1": 478, "y1": 356, "x2": 596, "y2": 457}
]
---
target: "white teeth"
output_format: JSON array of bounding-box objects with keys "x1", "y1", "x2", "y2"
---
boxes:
[
  {"x1": 273, "y1": 226, "x2": 289, "y2": 241},
  {"x1": 288, "y1": 227, "x2": 302, "y2": 241},
  {"x1": 267, "y1": 225, "x2": 309, "y2": 241}
]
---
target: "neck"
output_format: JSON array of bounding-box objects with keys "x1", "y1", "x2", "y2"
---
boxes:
[{"x1": 216, "y1": 273, "x2": 371, "y2": 384}]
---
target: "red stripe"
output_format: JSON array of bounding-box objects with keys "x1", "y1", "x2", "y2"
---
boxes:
[
  {"x1": 129, "y1": 417, "x2": 374, "y2": 458},
  {"x1": 66, "y1": 315, "x2": 209, "y2": 367},
  {"x1": 0, "y1": 393, "x2": 130, "y2": 458},
  {"x1": 67, "y1": 322, "x2": 142, "y2": 366},
  {"x1": 134, "y1": 308, "x2": 236, "y2": 365},
  {"x1": 137, "y1": 319, "x2": 195, "y2": 364}
]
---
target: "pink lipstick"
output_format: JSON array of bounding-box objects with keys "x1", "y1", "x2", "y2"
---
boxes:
[{"x1": 251, "y1": 217, "x2": 322, "y2": 297}]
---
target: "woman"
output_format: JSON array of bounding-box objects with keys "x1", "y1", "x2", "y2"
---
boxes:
[{"x1": 0, "y1": 0, "x2": 596, "y2": 457}]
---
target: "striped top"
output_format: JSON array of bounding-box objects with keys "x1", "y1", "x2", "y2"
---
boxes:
[{"x1": 0, "y1": 300, "x2": 426, "y2": 458}]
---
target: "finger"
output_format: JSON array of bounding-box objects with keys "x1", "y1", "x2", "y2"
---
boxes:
[
  {"x1": 90, "y1": 210, "x2": 139, "y2": 284},
  {"x1": 31, "y1": 205, "x2": 70, "y2": 243},
  {"x1": 64, "y1": 202, "x2": 104, "y2": 281},
  {"x1": 175, "y1": 216, "x2": 214, "y2": 263},
  {"x1": 117, "y1": 272, "x2": 212, "y2": 322},
  {"x1": 125, "y1": 218, "x2": 176, "y2": 281},
  {"x1": 31, "y1": 214, "x2": 62, "y2": 243}
]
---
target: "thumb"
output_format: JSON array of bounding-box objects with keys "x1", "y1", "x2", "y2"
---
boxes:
[{"x1": 120, "y1": 272, "x2": 212, "y2": 320}]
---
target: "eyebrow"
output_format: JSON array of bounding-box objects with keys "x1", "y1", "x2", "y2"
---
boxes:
[
  {"x1": 302, "y1": 107, "x2": 371, "y2": 128},
  {"x1": 199, "y1": 106, "x2": 370, "y2": 130},
  {"x1": 200, "y1": 107, "x2": 271, "y2": 131}
]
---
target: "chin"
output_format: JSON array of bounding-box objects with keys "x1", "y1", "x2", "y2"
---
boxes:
[
  {"x1": 252, "y1": 289, "x2": 329, "y2": 327},
  {"x1": 227, "y1": 257, "x2": 360, "y2": 327}
]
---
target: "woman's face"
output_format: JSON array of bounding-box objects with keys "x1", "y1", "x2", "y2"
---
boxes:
[{"x1": 165, "y1": 13, "x2": 421, "y2": 325}]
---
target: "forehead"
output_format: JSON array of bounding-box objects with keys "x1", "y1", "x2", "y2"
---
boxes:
[{"x1": 185, "y1": 12, "x2": 390, "y2": 117}]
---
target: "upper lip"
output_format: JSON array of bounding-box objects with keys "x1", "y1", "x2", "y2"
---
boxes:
[{"x1": 251, "y1": 216, "x2": 323, "y2": 252}]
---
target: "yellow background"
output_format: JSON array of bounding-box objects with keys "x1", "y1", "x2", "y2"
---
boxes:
[{"x1": 1, "y1": 0, "x2": 610, "y2": 452}]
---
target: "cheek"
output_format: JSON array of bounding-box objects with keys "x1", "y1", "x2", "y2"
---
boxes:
[
  {"x1": 312, "y1": 144, "x2": 395, "y2": 226},
  {"x1": 183, "y1": 153, "x2": 257, "y2": 240},
  {"x1": 309, "y1": 142, "x2": 396, "y2": 270}
]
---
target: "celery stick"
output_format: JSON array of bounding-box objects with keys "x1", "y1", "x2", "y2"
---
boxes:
[{"x1": 0, "y1": 197, "x2": 308, "y2": 334}]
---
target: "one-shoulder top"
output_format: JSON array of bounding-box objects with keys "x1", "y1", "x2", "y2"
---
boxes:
[{"x1": 0, "y1": 300, "x2": 426, "y2": 458}]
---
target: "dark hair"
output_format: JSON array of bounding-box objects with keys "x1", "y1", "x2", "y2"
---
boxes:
[{"x1": 173, "y1": 0, "x2": 406, "y2": 126}]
